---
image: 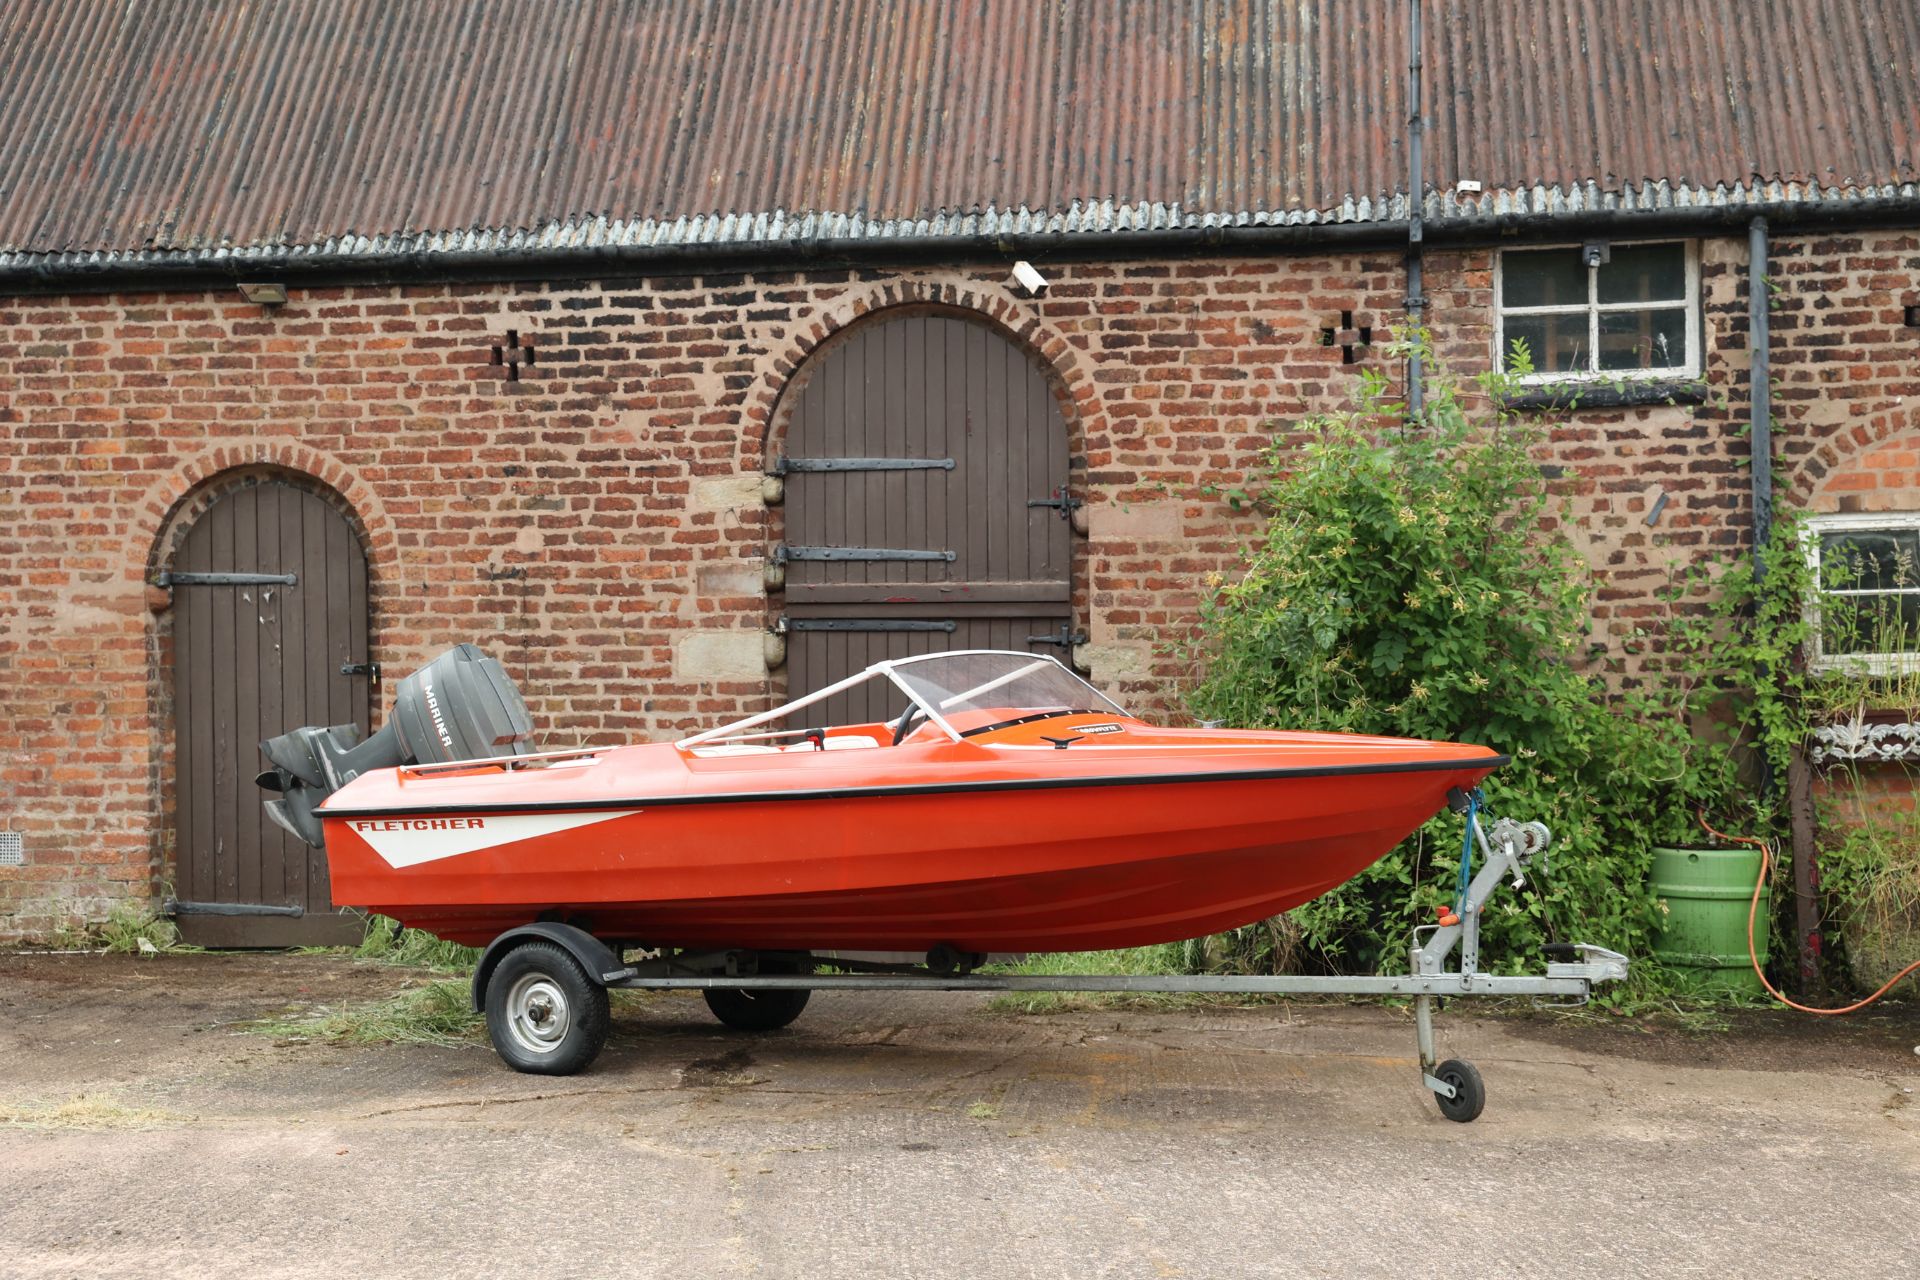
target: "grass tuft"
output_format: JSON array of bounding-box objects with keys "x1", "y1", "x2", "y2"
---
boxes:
[
  {"x1": 40, "y1": 900, "x2": 197, "y2": 956},
  {"x1": 350, "y1": 917, "x2": 482, "y2": 971},
  {"x1": 0, "y1": 1092, "x2": 184, "y2": 1130},
  {"x1": 252, "y1": 978, "x2": 483, "y2": 1047}
]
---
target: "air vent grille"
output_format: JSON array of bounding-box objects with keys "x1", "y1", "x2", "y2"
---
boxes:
[{"x1": 0, "y1": 832, "x2": 22, "y2": 866}]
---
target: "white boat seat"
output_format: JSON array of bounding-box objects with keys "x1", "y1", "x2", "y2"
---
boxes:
[
  {"x1": 822, "y1": 735, "x2": 883, "y2": 750},
  {"x1": 778, "y1": 734, "x2": 883, "y2": 752}
]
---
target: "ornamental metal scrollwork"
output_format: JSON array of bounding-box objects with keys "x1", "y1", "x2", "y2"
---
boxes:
[{"x1": 1809, "y1": 719, "x2": 1920, "y2": 764}]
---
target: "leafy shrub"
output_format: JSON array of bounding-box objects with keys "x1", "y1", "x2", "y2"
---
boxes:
[{"x1": 1186, "y1": 348, "x2": 1711, "y2": 973}]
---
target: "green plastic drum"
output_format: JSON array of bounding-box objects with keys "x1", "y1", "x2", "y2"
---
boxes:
[{"x1": 1650, "y1": 845, "x2": 1770, "y2": 995}]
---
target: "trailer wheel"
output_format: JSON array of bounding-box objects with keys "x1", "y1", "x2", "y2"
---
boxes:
[
  {"x1": 1431, "y1": 1058, "x2": 1486, "y2": 1123},
  {"x1": 704, "y1": 985, "x2": 811, "y2": 1032},
  {"x1": 484, "y1": 940, "x2": 610, "y2": 1075}
]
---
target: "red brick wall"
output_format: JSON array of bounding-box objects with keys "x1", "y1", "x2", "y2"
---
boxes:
[{"x1": 2, "y1": 234, "x2": 1917, "y2": 938}]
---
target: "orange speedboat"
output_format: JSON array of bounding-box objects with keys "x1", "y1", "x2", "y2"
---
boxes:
[{"x1": 266, "y1": 648, "x2": 1505, "y2": 953}]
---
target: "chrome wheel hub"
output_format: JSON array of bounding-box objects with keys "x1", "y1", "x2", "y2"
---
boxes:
[{"x1": 504, "y1": 973, "x2": 571, "y2": 1055}]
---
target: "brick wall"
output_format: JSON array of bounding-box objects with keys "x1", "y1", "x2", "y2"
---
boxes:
[{"x1": 2, "y1": 233, "x2": 1917, "y2": 937}]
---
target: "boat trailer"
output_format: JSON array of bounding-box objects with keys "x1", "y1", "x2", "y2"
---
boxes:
[{"x1": 474, "y1": 800, "x2": 1628, "y2": 1123}]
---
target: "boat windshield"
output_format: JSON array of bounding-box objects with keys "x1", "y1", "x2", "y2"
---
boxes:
[
  {"x1": 677, "y1": 650, "x2": 1127, "y2": 751},
  {"x1": 890, "y1": 651, "x2": 1126, "y2": 731}
]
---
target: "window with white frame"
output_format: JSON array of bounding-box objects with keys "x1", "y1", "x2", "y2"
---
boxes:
[
  {"x1": 1495, "y1": 241, "x2": 1699, "y2": 380},
  {"x1": 1806, "y1": 513, "x2": 1920, "y2": 672}
]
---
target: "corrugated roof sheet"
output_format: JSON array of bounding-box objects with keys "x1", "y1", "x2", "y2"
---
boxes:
[{"x1": 1, "y1": 0, "x2": 1916, "y2": 259}]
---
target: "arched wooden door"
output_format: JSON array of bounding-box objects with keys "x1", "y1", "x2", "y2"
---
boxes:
[
  {"x1": 779, "y1": 313, "x2": 1076, "y2": 723},
  {"x1": 169, "y1": 481, "x2": 372, "y2": 946}
]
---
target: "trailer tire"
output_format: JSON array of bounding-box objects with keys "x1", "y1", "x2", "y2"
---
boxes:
[
  {"x1": 484, "y1": 940, "x2": 611, "y2": 1075},
  {"x1": 704, "y1": 985, "x2": 811, "y2": 1032},
  {"x1": 1432, "y1": 1058, "x2": 1486, "y2": 1123}
]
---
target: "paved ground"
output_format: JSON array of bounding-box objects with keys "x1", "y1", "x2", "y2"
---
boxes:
[{"x1": 1, "y1": 952, "x2": 1917, "y2": 1279}]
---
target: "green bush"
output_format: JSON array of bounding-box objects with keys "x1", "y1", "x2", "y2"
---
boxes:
[{"x1": 1186, "y1": 348, "x2": 1715, "y2": 973}]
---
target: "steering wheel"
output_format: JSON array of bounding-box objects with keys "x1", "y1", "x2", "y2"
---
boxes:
[{"x1": 890, "y1": 704, "x2": 928, "y2": 745}]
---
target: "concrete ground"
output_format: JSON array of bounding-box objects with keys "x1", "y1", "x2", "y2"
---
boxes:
[{"x1": 0, "y1": 953, "x2": 1916, "y2": 1280}]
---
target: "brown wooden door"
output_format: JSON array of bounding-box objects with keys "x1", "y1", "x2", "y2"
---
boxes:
[
  {"x1": 781, "y1": 314, "x2": 1075, "y2": 724},
  {"x1": 170, "y1": 482, "x2": 371, "y2": 947}
]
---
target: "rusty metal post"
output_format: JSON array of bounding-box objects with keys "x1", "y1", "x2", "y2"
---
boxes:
[{"x1": 1786, "y1": 746, "x2": 1823, "y2": 993}]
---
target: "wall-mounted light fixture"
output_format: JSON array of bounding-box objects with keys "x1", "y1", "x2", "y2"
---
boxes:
[{"x1": 236, "y1": 281, "x2": 289, "y2": 306}]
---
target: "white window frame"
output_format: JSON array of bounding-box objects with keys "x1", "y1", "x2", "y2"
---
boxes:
[
  {"x1": 1493, "y1": 240, "x2": 1701, "y2": 383},
  {"x1": 1803, "y1": 512, "x2": 1920, "y2": 675}
]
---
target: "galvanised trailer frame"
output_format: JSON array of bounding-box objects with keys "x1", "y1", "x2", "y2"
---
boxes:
[{"x1": 476, "y1": 803, "x2": 1628, "y2": 1123}]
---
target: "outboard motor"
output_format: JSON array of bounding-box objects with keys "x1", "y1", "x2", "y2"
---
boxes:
[{"x1": 256, "y1": 643, "x2": 536, "y2": 848}]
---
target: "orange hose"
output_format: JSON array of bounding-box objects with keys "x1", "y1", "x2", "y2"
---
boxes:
[{"x1": 1698, "y1": 815, "x2": 1920, "y2": 1015}]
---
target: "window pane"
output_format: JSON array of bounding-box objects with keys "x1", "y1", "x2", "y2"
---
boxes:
[
  {"x1": 1597, "y1": 308, "x2": 1688, "y2": 370},
  {"x1": 1598, "y1": 243, "x2": 1687, "y2": 304},
  {"x1": 1821, "y1": 530, "x2": 1920, "y2": 592},
  {"x1": 1501, "y1": 249, "x2": 1588, "y2": 308},
  {"x1": 1822, "y1": 592, "x2": 1920, "y2": 657},
  {"x1": 1503, "y1": 314, "x2": 1587, "y2": 374}
]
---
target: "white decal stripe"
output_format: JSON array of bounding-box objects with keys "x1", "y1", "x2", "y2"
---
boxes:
[{"x1": 349, "y1": 809, "x2": 640, "y2": 868}]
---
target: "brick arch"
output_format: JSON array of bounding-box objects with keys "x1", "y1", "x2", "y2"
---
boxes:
[
  {"x1": 1791, "y1": 403, "x2": 1920, "y2": 512},
  {"x1": 746, "y1": 277, "x2": 1100, "y2": 468},
  {"x1": 139, "y1": 440, "x2": 399, "y2": 592}
]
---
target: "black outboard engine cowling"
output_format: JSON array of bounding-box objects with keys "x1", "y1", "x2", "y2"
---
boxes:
[{"x1": 256, "y1": 644, "x2": 536, "y2": 848}]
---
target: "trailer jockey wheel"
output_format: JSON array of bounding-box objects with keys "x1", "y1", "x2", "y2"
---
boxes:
[
  {"x1": 1431, "y1": 1058, "x2": 1486, "y2": 1124},
  {"x1": 704, "y1": 956, "x2": 812, "y2": 1032},
  {"x1": 485, "y1": 940, "x2": 611, "y2": 1075}
]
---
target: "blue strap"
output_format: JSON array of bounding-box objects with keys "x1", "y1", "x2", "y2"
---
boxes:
[{"x1": 1456, "y1": 789, "x2": 1478, "y2": 912}]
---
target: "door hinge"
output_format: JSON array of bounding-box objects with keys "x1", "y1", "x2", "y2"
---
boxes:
[
  {"x1": 164, "y1": 899, "x2": 306, "y2": 918},
  {"x1": 156, "y1": 571, "x2": 298, "y2": 587},
  {"x1": 784, "y1": 618, "x2": 957, "y2": 633},
  {"x1": 776, "y1": 545, "x2": 956, "y2": 563},
  {"x1": 773, "y1": 456, "x2": 955, "y2": 475}
]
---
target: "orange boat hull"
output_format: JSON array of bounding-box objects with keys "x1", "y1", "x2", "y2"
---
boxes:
[{"x1": 319, "y1": 720, "x2": 1504, "y2": 951}]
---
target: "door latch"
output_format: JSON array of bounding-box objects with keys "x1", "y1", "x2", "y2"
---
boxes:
[
  {"x1": 1027, "y1": 487, "x2": 1083, "y2": 520},
  {"x1": 1026, "y1": 624, "x2": 1088, "y2": 650},
  {"x1": 340, "y1": 661, "x2": 381, "y2": 685}
]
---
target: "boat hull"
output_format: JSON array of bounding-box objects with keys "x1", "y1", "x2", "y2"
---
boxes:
[{"x1": 322, "y1": 758, "x2": 1497, "y2": 950}]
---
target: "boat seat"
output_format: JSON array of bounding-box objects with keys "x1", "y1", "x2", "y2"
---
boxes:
[
  {"x1": 778, "y1": 734, "x2": 884, "y2": 752},
  {"x1": 687, "y1": 743, "x2": 783, "y2": 757}
]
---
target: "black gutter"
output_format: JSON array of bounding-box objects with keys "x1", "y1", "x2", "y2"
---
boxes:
[
  {"x1": 320, "y1": 754, "x2": 1512, "y2": 819},
  {"x1": 4, "y1": 197, "x2": 1919, "y2": 295}
]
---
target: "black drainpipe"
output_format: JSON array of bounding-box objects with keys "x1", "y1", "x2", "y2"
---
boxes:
[
  {"x1": 1749, "y1": 216, "x2": 1820, "y2": 989},
  {"x1": 1749, "y1": 216, "x2": 1772, "y2": 576},
  {"x1": 1404, "y1": 0, "x2": 1426, "y2": 419}
]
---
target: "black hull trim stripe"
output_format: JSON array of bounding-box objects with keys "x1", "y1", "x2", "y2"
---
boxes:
[{"x1": 320, "y1": 754, "x2": 1509, "y2": 820}]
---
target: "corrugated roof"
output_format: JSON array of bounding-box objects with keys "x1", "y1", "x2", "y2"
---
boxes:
[{"x1": 1, "y1": 0, "x2": 1916, "y2": 261}]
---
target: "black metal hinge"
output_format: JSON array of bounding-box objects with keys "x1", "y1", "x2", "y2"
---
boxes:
[
  {"x1": 785, "y1": 619, "x2": 957, "y2": 633},
  {"x1": 156, "y1": 572, "x2": 297, "y2": 587},
  {"x1": 164, "y1": 899, "x2": 305, "y2": 918},
  {"x1": 774, "y1": 456, "x2": 955, "y2": 475},
  {"x1": 776, "y1": 545, "x2": 956, "y2": 563}
]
